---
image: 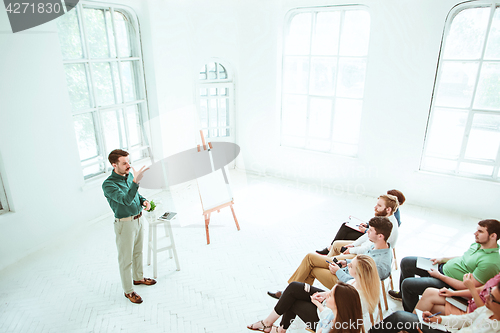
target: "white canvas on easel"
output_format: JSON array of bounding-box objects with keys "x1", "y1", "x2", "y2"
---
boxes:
[
  {"x1": 195, "y1": 130, "x2": 240, "y2": 244},
  {"x1": 197, "y1": 167, "x2": 233, "y2": 212}
]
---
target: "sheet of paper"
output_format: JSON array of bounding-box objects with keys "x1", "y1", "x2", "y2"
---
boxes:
[
  {"x1": 344, "y1": 221, "x2": 362, "y2": 232},
  {"x1": 415, "y1": 309, "x2": 448, "y2": 332},
  {"x1": 416, "y1": 257, "x2": 439, "y2": 271}
]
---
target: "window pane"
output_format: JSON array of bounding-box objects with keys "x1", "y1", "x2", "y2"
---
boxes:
[
  {"x1": 74, "y1": 113, "x2": 98, "y2": 160},
  {"x1": 308, "y1": 98, "x2": 332, "y2": 139},
  {"x1": 218, "y1": 99, "x2": 229, "y2": 127},
  {"x1": 84, "y1": 8, "x2": 111, "y2": 58},
  {"x1": 125, "y1": 105, "x2": 141, "y2": 146},
  {"x1": 57, "y1": 7, "x2": 83, "y2": 59},
  {"x1": 200, "y1": 88, "x2": 208, "y2": 96},
  {"x1": 443, "y1": 7, "x2": 490, "y2": 60},
  {"x1": 83, "y1": 160, "x2": 103, "y2": 178},
  {"x1": 218, "y1": 64, "x2": 227, "y2": 79},
  {"x1": 339, "y1": 10, "x2": 370, "y2": 56},
  {"x1": 332, "y1": 98, "x2": 362, "y2": 145},
  {"x1": 200, "y1": 99, "x2": 208, "y2": 128},
  {"x1": 282, "y1": 94, "x2": 307, "y2": 136},
  {"x1": 282, "y1": 135, "x2": 305, "y2": 148},
  {"x1": 102, "y1": 110, "x2": 126, "y2": 154},
  {"x1": 459, "y1": 162, "x2": 494, "y2": 176},
  {"x1": 114, "y1": 11, "x2": 132, "y2": 57},
  {"x1": 91, "y1": 62, "x2": 116, "y2": 106},
  {"x1": 422, "y1": 157, "x2": 457, "y2": 172},
  {"x1": 309, "y1": 57, "x2": 337, "y2": 96},
  {"x1": 465, "y1": 113, "x2": 500, "y2": 161},
  {"x1": 208, "y1": 63, "x2": 217, "y2": 80},
  {"x1": 286, "y1": 13, "x2": 312, "y2": 55},
  {"x1": 485, "y1": 8, "x2": 500, "y2": 60},
  {"x1": 283, "y1": 57, "x2": 310, "y2": 94},
  {"x1": 311, "y1": 12, "x2": 340, "y2": 55},
  {"x1": 121, "y1": 61, "x2": 137, "y2": 102},
  {"x1": 209, "y1": 100, "x2": 217, "y2": 128},
  {"x1": 425, "y1": 108, "x2": 467, "y2": 159},
  {"x1": 306, "y1": 138, "x2": 330, "y2": 152},
  {"x1": 64, "y1": 63, "x2": 91, "y2": 110},
  {"x1": 336, "y1": 58, "x2": 367, "y2": 98},
  {"x1": 473, "y1": 62, "x2": 500, "y2": 110},
  {"x1": 435, "y1": 61, "x2": 479, "y2": 108},
  {"x1": 105, "y1": 10, "x2": 117, "y2": 58}
]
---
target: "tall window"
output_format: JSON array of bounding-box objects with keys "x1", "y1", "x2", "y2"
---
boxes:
[
  {"x1": 56, "y1": 2, "x2": 150, "y2": 179},
  {"x1": 198, "y1": 62, "x2": 234, "y2": 139},
  {"x1": 0, "y1": 173, "x2": 9, "y2": 215},
  {"x1": 280, "y1": 7, "x2": 370, "y2": 156},
  {"x1": 422, "y1": 3, "x2": 500, "y2": 181}
]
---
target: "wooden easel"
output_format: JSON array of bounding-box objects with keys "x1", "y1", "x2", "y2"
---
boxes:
[{"x1": 197, "y1": 130, "x2": 240, "y2": 244}]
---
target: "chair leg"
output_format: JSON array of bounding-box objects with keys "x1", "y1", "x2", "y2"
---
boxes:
[
  {"x1": 147, "y1": 223, "x2": 152, "y2": 266},
  {"x1": 370, "y1": 313, "x2": 374, "y2": 326},
  {"x1": 389, "y1": 273, "x2": 394, "y2": 290},
  {"x1": 378, "y1": 300, "x2": 383, "y2": 321},
  {"x1": 393, "y1": 247, "x2": 398, "y2": 270},
  {"x1": 381, "y1": 279, "x2": 388, "y2": 310}
]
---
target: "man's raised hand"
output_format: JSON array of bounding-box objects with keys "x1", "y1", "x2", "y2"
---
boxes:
[{"x1": 132, "y1": 166, "x2": 149, "y2": 184}]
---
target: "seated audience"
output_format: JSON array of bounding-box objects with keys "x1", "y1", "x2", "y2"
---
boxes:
[
  {"x1": 388, "y1": 219, "x2": 500, "y2": 313},
  {"x1": 316, "y1": 192, "x2": 401, "y2": 255},
  {"x1": 368, "y1": 280, "x2": 500, "y2": 333},
  {"x1": 248, "y1": 256, "x2": 377, "y2": 333},
  {"x1": 415, "y1": 271, "x2": 500, "y2": 315},
  {"x1": 268, "y1": 217, "x2": 392, "y2": 299}
]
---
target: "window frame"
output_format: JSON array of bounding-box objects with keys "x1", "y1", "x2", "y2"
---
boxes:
[
  {"x1": 421, "y1": 2, "x2": 500, "y2": 182},
  {"x1": 58, "y1": 1, "x2": 152, "y2": 180},
  {"x1": 279, "y1": 5, "x2": 371, "y2": 157},
  {"x1": 196, "y1": 61, "x2": 235, "y2": 142}
]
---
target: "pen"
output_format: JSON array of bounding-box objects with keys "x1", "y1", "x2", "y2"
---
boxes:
[{"x1": 427, "y1": 312, "x2": 441, "y2": 319}]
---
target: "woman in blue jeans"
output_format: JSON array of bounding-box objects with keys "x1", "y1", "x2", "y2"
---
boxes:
[{"x1": 369, "y1": 280, "x2": 500, "y2": 333}]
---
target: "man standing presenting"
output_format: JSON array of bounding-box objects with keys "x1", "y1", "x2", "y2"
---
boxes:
[{"x1": 102, "y1": 149, "x2": 156, "y2": 304}]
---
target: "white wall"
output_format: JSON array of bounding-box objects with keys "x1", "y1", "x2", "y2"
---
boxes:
[
  {"x1": 235, "y1": 0, "x2": 500, "y2": 220},
  {"x1": 0, "y1": 0, "x2": 498, "y2": 271}
]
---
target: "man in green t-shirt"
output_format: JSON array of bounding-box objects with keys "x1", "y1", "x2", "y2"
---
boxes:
[
  {"x1": 102, "y1": 149, "x2": 156, "y2": 304},
  {"x1": 388, "y1": 219, "x2": 500, "y2": 312}
]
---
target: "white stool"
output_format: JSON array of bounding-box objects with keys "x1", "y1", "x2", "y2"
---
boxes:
[{"x1": 147, "y1": 214, "x2": 180, "y2": 278}]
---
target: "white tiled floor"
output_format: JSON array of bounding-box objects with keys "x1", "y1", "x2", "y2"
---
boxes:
[{"x1": 0, "y1": 170, "x2": 479, "y2": 332}]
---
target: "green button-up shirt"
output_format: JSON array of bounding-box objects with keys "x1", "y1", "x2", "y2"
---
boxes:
[
  {"x1": 443, "y1": 242, "x2": 500, "y2": 284},
  {"x1": 102, "y1": 170, "x2": 146, "y2": 219}
]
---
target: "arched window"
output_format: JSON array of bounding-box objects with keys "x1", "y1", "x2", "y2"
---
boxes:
[
  {"x1": 198, "y1": 61, "x2": 234, "y2": 140},
  {"x1": 280, "y1": 6, "x2": 370, "y2": 156},
  {"x1": 421, "y1": 3, "x2": 500, "y2": 181},
  {"x1": 56, "y1": 2, "x2": 150, "y2": 180}
]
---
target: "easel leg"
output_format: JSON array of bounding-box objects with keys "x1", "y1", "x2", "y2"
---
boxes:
[
  {"x1": 205, "y1": 213, "x2": 211, "y2": 245},
  {"x1": 230, "y1": 204, "x2": 240, "y2": 231}
]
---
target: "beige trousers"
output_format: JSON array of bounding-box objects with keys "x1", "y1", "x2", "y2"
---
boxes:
[
  {"x1": 328, "y1": 240, "x2": 356, "y2": 260},
  {"x1": 114, "y1": 216, "x2": 144, "y2": 294},
  {"x1": 287, "y1": 253, "x2": 339, "y2": 290}
]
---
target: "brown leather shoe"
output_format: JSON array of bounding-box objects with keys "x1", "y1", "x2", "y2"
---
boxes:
[
  {"x1": 124, "y1": 291, "x2": 143, "y2": 304},
  {"x1": 133, "y1": 278, "x2": 157, "y2": 286}
]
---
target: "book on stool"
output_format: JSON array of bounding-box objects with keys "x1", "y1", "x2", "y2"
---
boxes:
[{"x1": 158, "y1": 211, "x2": 177, "y2": 221}]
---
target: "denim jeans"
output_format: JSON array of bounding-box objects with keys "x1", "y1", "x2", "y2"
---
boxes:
[{"x1": 399, "y1": 256, "x2": 450, "y2": 312}]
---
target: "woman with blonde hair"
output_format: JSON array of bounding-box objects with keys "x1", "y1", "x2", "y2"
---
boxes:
[{"x1": 247, "y1": 255, "x2": 379, "y2": 332}]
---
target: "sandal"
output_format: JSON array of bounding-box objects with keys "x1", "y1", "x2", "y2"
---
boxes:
[{"x1": 247, "y1": 320, "x2": 275, "y2": 332}]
